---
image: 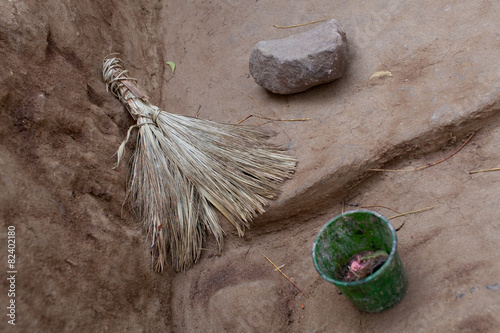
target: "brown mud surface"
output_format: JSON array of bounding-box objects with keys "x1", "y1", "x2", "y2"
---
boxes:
[{"x1": 1, "y1": 1, "x2": 499, "y2": 332}]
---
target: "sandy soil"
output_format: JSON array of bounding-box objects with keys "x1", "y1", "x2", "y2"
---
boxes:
[{"x1": 0, "y1": 0, "x2": 499, "y2": 332}]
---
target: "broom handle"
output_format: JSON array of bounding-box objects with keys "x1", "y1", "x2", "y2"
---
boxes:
[
  {"x1": 103, "y1": 56, "x2": 151, "y2": 111},
  {"x1": 103, "y1": 56, "x2": 158, "y2": 167}
]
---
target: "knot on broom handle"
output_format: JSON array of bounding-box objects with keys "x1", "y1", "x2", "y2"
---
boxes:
[
  {"x1": 103, "y1": 56, "x2": 133, "y2": 100},
  {"x1": 151, "y1": 108, "x2": 161, "y2": 124},
  {"x1": 102, "y1": 55, "x2": 149, "y2": 104}
]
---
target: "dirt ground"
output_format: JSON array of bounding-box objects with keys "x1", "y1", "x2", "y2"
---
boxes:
[{"x1": 0, "y1": 0, "x2": 499, "y2": 332}]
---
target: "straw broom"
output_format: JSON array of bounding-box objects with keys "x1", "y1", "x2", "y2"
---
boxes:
[{"x1": 102, "y1": 56, "x2": 296, "y2": 272}]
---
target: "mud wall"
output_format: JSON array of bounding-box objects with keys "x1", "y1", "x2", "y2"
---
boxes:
[{"x1": 0, "y1": 1, "x2": 172, "y2": 331}]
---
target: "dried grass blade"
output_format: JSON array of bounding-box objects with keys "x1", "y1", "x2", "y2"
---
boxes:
[
  {"x1": 469, "y1": 167, "x2": 500, "y2": 174},
  {"x1": 273, "y1": 17, "x2": 328, "y2": 29},
  {"x1": 257, "y1": 248, "x2": 309, "y2": 298},
  {"x1": 388, "y1": 205, "x2": 437, "y2": 220}
]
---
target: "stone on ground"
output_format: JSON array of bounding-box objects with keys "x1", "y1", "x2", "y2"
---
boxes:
[{"x1": 249, "y1": 19, "x2": 348, "y2": 94}]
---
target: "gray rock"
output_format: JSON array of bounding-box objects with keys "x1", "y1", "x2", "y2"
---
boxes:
[{"x1": 249, "y1": 19, "x2": 348, "y2": 94}]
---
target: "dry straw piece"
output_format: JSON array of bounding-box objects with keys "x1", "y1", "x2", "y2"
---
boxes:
[{"x1": 102, "y1": 56, "x2": 296, "y2": 272}]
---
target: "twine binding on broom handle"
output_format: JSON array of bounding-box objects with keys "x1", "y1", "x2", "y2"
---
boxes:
[
  {"x1": 103, "y1": 56, "x2": 160, "y2": 168},
  {"x1": 103, "y1": 55, "x2": 150, "y2": 101},
  {"x1": 113, "y1": 108, "x2": 161, "y2": 169}
]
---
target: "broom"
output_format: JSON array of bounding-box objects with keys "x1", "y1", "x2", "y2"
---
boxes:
[{"x1": 102, "y1": 55, "x2": 296, "y2": 272}]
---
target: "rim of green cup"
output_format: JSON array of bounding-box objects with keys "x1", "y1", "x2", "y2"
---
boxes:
[{"x1": 312, "y1": 209, "x2": 398, "y2": 287}]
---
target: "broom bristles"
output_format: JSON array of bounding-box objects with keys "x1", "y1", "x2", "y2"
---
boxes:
[{"x1": 103, "y1": 56, "x2": 296, "y2": 271}]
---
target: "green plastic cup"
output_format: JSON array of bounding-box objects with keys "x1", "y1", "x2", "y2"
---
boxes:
[{"x1": 312, "y1": 210, "x2": 407, "y2": 313}]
